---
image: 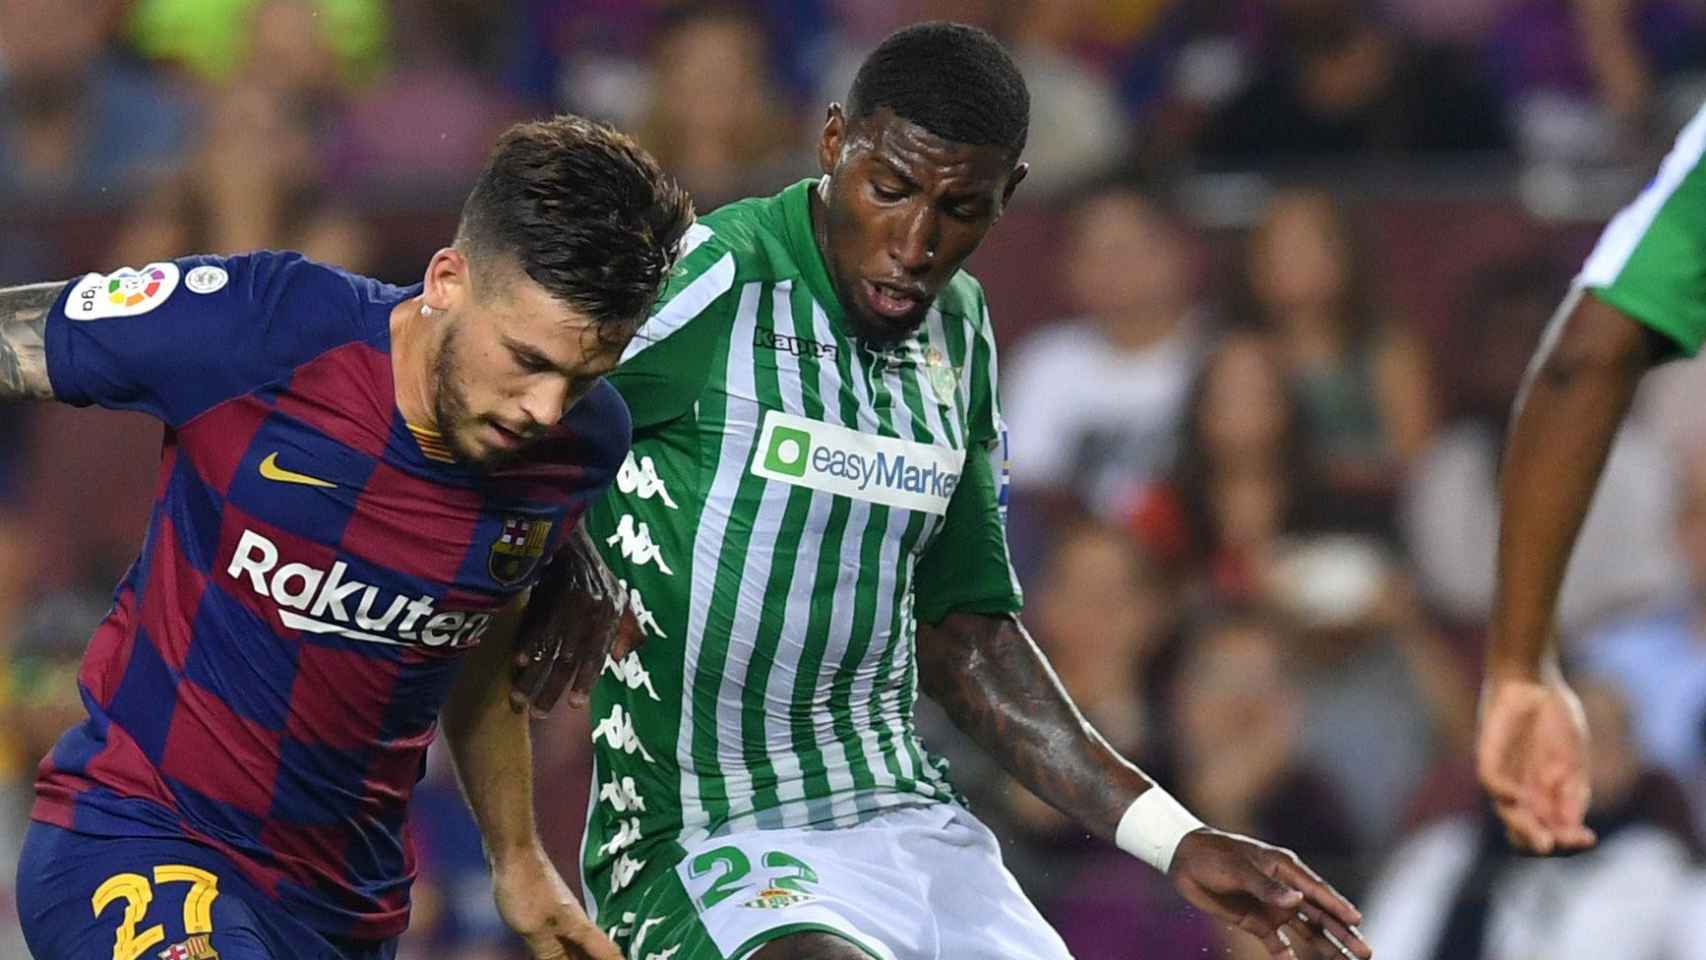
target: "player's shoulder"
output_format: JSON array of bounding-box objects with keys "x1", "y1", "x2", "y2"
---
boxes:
[
  {"x1": 533, "y1": 379, "x2": 633, "y2": 476},
  {"x1": 687, "y1": 181, "x2": 815, "y2": 283},
  {"x1": 175, "y1": 250, "x2": 390, "y2": 342},
  {"x1": 936, "y1": 269, "x2": 990, "y2": 327}
]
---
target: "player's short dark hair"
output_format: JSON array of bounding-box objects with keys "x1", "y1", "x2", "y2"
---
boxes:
[
  {"x1": 847, "y1": 21, "x2": 1030, "y2": 160},
  {"x1": 455, "y1": 115, "x2": 694, "y2": 340}
]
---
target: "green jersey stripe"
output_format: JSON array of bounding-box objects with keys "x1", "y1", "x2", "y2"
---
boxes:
[
  {"x1": 677, "y1": 281, "x2": 765, "y2": 839},
  {"x1": 1581, "y1": 105, "x2": 1706, "y2": 290},
  {"x1": 621, "y1": 249, "x2": 736, "y2": 364},
  {"x1": 691, "y1": 281, "x2": 793, "y2": 833}
]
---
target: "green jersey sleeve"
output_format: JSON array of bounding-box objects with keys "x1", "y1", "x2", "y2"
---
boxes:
[
  {"x1": 1579, "y1": 105, "x2": 1706, "y2": 356},
  {"x1": 610, "y1": 222, "x2": 740, "y2": 429},
  {"x1": 913, "y1": 302, "x2": 1022, "y2": 624}
]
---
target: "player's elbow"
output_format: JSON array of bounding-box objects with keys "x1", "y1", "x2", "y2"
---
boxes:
[{"x1": 1533, "y1": 292, "x2": 1653, "y2": 392}]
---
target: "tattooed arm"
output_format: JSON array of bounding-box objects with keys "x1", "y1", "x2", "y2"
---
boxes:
[
  {"x1": 915, "y1": 611, "x2": 1150, "y2": 839},
  {"x1": 917, "y1": 611, "x2": 1371, "y2": 959},
  {"x1": 0, "y1": 282, "x2": 64, "y2": 401}
]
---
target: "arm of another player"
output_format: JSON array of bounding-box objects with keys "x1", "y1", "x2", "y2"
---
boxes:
[
  {"x1": 0, "y1": 282, "x2": 65, "y2": 400},
  {"x1": 509, "y1": 521, "x2": 641, "y2": 717},
  {"x1": 1477, "y1": 290, "x2": 1658, "y2": 855},
  {"x1": 916, "y1": 612, "x2": 1368, "y2": 959},
  {"x1": 441, "y1": 594, "x2": 622, "y2": 960}
]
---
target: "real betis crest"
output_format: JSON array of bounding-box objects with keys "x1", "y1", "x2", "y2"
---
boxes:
[
  {"x1": 739, "y1": 885, "x2": 819, "y2": 910},
  {"x1": 923, "y1": 346, "x2": 957, "y2": 399},
  {"x1": 490, "y1": 515, "x2": 552, "y2": 586}
]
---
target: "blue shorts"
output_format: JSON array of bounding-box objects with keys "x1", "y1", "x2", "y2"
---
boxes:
[{"x1": 17, "y1": 820, "x2": 399, "y2": 960}]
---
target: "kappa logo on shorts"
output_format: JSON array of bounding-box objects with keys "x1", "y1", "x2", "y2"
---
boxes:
[
  {"x1": 739, "y1": 885, "x2": 819, "y2": 910},
  {"x1": 66, "y1": 262, "x2": 182, "y2": 320}
]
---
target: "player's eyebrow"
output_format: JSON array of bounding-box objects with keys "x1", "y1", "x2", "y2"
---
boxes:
[
  {"x1": 874, "y1": 157, "x2": 919, "y2": 191},
  {"x1": 503, "y1": 335, "x2": 568, "y2": 373}
]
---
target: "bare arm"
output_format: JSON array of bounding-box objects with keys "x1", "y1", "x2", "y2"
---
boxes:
[
  {"x1": 0, "y1": 282, "x2": 63, "y2": 401},
  {"x1": 915, "y1": 610, "x2": 1154, "y2": 841},
  {"x1": 443, "y1": 597, "x2": 542, "y2": 864},
  {"x1": 1489, "y1": 290, "x2": 1655, "y2": 678},
  {"x1": 917, "y1": 610, "x2": 1371, "y2": 957},
  {"x1": 441, "y1": 595, "x2": 620, "y2": 960}
]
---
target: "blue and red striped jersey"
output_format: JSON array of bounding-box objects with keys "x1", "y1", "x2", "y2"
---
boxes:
[{"x1": 30, "y1": 252, "x2": 631, "y2": 939}]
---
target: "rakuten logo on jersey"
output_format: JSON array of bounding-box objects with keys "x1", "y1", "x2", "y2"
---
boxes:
[{"x1": 226, "y1": 529, "x2": 491, "y2": 648}]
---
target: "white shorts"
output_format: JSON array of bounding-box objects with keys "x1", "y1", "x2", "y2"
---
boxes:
[{"x1": 608, "y1": 803, "x2": 1075, "y2": 960}]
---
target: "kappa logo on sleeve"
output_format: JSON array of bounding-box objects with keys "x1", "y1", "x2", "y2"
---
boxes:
[{"x1": 65, "y1": 262, "x2": 182, "y2": 320}]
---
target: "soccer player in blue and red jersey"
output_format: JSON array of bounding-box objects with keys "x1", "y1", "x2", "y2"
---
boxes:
[{"x1": 0, "y1": 115, "x2": 692, "y2": 960}]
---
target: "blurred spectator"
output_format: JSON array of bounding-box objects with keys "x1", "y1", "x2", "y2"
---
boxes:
[
  {"x1": 328, "y1": 0, "x2": 530, "y2": 193},
  {"x1": 110, "y1": 79, "x2": 376, "y2": 272},
  {"x1": 637, "y1": 5, "x2": 804, "y2": 211},
  {"x1": 0, "y1": 577, "x2": 99, "y2": 960},
  {"x1": 1126, "y1": 331, "x2": 1327, "y2": 600},
  {"x1": 1246, "y1": 189, "x2": 1436, "y2": 532},
  {"x1": 1168, "y1": 609, "x2": 1361, "y2": 886},
  {"x1": 113, "y1": 0, "x2": 377, "y2": 271},
  {"x1": 1578, "y1": 445, "x2": 1706, "y2": 827},
  {"x1": 1489, "y1": 0, "x2": 1706, "y2": 163},
  {"x1": 996, "y1": 523, "x2": 1217, "y2": 959},
  {"x1": 1029, "y1": 520, "x2": 1174, "y2": 772},
  {"x1": 128, "y1": 0, "x2": 387, "y2": 87},
  {"x1": 998, "y1": 0, "x2": 1131, "y2": 193},
  {"x1": 1005, "y1": 184, "x2": 1206, "y2": 520},
  {"x1": 397, "y1": 744, "x2": 518, "y2": 960},
  {"x1": 1199, "y1": 0, "x2": 1508, "y2": 166},
  {"x1": 1265, "y1": 535, "x2": 1476, "y2": 849},
  {"x1": 1362, "y1": 677, "x2": 1705, "y2": 960},
  {"x1": 0, "y1": 0, "x2": 193, "y2": 199},
  {"x1": 1404, "y1": 257, "x2": 1683, "y2": 630}
]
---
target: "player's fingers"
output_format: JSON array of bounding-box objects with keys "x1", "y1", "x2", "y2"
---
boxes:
[
  {"x1": 1492, "y1": 789, "x2": 1556, "y2": 852},
  {"x1": 1294, "y1": 905, "x2": 1371, "y2": 960},
  {"x1": 1233, "y1": 911, "x2": 1293, "y2": 957},
  {"x1": 560, "y1": 922, "x2": 625, "y2": 960},
  {"x1": 1271, "y1": 856, "x2": 1361, "y2": 928},
  {"x1": 611, "y1": 608, "x2": 644, "y2": 659}
]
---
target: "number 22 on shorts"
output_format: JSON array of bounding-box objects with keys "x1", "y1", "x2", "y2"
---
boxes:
[{"x1": 91, "y1": 864, "x2": 220, "y2": 960}]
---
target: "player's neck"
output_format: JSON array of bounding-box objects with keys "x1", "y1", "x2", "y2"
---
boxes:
[{"x1": 390, "y1": 295, "x2": 442, "y2": 430}]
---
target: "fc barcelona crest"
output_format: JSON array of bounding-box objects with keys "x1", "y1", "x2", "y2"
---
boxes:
[{"x1": 490, "y1": 515, "x2": 553, "y2": 586}]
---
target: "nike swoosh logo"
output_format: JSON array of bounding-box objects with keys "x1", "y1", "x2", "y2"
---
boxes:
[{"x1": 259, "y1": 452, "x2": 336, "y2": 488}]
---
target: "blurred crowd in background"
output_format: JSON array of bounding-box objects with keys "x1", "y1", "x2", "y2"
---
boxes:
[{"x1": 4, "y1": 1, "x2": 1706, "y2": 958}]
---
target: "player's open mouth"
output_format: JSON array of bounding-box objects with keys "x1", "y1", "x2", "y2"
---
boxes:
[
  {"x1": 863, "y1": 279, "x2": 925, "y2": 320},
  {"x1": 487, "y1": 421, "x2": 526, "y2": 449}
]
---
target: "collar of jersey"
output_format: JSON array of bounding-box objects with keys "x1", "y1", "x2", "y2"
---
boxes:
[{"x1": 779, "y1": 178, "x2": 852, "y2": 337}]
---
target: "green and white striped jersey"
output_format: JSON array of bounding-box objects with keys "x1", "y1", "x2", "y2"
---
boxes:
[
  {"x1": 579, "y1": 179, "x2": 1022, "y2": 911},
  {"x1": 1580, "y1": 101, "x2": 1706, "y2": 353}
]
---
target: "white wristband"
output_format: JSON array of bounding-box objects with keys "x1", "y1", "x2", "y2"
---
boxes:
[{"x1": 1115, "y1": 788, "x2": 1205, "y2": 873}]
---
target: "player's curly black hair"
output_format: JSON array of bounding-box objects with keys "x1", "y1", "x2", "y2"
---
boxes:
[
  {"x1": 848, "y1": 21, "x2": 1030, "y2": 160},
  {"x1": 455, "y1": 115, "x2": 694, "y2": 342}
]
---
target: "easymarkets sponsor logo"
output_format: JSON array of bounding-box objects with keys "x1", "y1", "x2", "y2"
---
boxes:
[{"x1": 750, "y1": 410, "x2": 964, "y2": 515}]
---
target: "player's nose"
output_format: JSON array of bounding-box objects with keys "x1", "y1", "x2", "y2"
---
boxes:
[{"x1": 518, "y1": 377, "x2": 570, "y2": 431}]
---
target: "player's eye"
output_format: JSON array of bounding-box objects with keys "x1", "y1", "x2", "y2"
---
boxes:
[
  {"x1": 871, "y1": 182, "x2": 906, "y2": 202},
  {"x1": 514, "y1": 350, "x2": 553, "y2": 373}
]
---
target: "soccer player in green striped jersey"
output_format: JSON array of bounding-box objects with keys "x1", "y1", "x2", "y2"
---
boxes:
[
  {"x1": 1480, "y1": 101, "x2": 1706, "y2": 856},
  {"x1": 553, "y1": 23, "x2": 1369, "y2": 960}
]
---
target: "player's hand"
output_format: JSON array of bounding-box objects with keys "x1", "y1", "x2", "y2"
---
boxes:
[
  {"x1": 1476, "y1": 670, "x2": 1597, "y2": 854},
  {"x1": 1168, "y1": 829, "x2": 1370, "y2": 960},
  {"x1": 493, "y1": 848, "x2": 623, "y2": 960},
  {"x1": 510, "y1": 523, "x2": 639, "y2": 718}
]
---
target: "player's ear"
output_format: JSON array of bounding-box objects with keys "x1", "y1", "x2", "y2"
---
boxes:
[
  {"x1": 423, "y1": 247, "x2": 470, "y2": 313},
  {"x1": 999, "y1": 162, "x2": 1028, "y2": 212},
  {"x1": 817, "y1": 104, "x2": 846, "y2": 176}
]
